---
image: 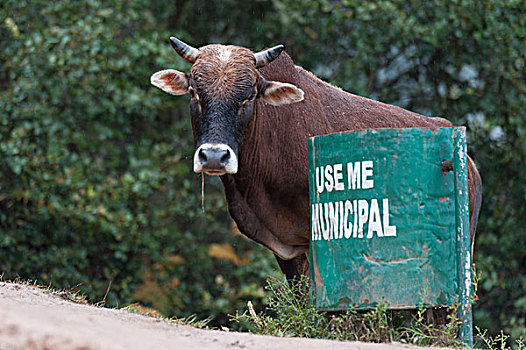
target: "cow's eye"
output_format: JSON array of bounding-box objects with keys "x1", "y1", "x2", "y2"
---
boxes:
[
  {"x1": 189, "y1": 87, "x2": 197, "y2": 98},
  {"x1": 241, "y1": 95, "x2": 255, "y2": 108}
]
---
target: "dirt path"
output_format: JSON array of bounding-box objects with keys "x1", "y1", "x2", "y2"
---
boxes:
[{"x1": 0, "y1": 282, "x2": 448, "y2": 350}]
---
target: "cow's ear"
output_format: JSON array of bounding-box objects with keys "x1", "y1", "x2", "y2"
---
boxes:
[
  {"x1": 150, "y1": 69, "x2": 189, "y2": 95},
  {"x1": 261, "y1": 81, "x2": 304, "y2": 106}
]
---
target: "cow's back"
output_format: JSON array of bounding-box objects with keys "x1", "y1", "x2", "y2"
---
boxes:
[
  {"x1": 245, "y1": 52, "x2": 479, "y2": 249},
  {"x1": 258, "y1": 52, "x2": 452, "y2": 138},
  {"x1": 252, "y1": 52, "x2": 454, "y2": 201}
]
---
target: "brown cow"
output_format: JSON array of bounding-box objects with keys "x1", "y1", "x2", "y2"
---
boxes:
[{"x1": 151, "y1": 38, "x2": 482, "y2": 280}]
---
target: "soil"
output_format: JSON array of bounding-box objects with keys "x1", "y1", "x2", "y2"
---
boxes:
[{"x1": 0, "y1": 282, "x2": 448, "y2": 350}]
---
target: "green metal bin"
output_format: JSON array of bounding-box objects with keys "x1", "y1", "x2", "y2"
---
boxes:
[{"x1": 307, "y1": 127, "x2": 473, "y2": 345}]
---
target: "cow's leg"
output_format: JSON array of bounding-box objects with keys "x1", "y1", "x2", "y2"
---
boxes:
[
  {"x1": 273, "y1": 253, "x2": 309, "y2": 284},
  {"x1": 423, "y1": 307, "x2": 449, "y2": 327}
]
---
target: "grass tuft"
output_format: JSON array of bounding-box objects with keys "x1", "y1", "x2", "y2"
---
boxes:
[
  {"x1": 0, "y1": 274, "x2": 89, "y2": 304},
  {"x1": 121, "y1": 302, "x2": 212, "y2": 328},
  {"x1": 231, "y1": 276, "x2": 466, "y2": 347}
]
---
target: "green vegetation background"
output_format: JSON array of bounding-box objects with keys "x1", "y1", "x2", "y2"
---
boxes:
[{"x1": 1, "y1": 0, "x2": 524, "y2": 341}]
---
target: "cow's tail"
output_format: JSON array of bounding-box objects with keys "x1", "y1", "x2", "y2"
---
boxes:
[{"x1": 467, "y1": 155, "x2": 482, "y2": 255}]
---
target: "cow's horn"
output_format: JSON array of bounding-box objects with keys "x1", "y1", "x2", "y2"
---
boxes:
[
  {"x1": 254, "y1": 45, "x2": 284, "y2": 68},
  {"x1": 169, "y1": 37, "x2": 199, "y2": 63}
]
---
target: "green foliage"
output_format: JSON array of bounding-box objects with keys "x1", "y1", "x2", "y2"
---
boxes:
[
  {"x1": 0, "y1": 0, "x2": 278, "y2": 327},
  {"x1": 1, "y1": 0, "x2": 524, "y2": 339},
  {"x1": 231, "y1": 276, "x2": 464, "y2": 346},
  {"x1": 234, "y1": 277, "x2": 524, "y2": 348}
]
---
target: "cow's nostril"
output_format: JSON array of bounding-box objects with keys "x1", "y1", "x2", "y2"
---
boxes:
[
  {"x1": 196, "y1": 146, "x2": 235, "y2": 172},
  {"x1": 198, "y1": 149, "x2": 208, "y2": 163},
  {"x1": 220, "y1": 149, "x2": 230, "y2": 165}
]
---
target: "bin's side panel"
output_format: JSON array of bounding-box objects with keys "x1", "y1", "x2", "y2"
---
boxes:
[{"x1": 453, "y1": 127, "x2": 473, "y2": 347}]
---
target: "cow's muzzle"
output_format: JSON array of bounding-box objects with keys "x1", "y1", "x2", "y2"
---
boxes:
[{"x1": 193, "y1": 143, "x2": 238, "y2": 175}]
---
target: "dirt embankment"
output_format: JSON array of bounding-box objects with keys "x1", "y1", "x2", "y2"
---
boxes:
[{"x1": 0, "y1": 282, "x2": 450, "y2": 350}]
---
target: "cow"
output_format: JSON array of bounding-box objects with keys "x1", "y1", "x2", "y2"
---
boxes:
[{"x1": 150, "y1": 37, "x2": 482, "y2": 281}]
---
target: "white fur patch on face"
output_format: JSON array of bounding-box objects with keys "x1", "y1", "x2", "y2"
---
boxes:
[
  {"x1": 150, "y1": 69, "x2": 189, "y2": 95},
  {"x1": 217, "y1": 47, "x2": 232, "y2": 63}
]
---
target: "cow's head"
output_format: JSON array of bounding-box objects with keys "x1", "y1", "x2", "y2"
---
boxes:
[{"x1": 151, "y1": 37, "x2": 304, "y2": 176}]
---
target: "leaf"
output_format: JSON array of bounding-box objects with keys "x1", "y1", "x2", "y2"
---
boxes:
[
  {"x1": 208, "y1": 243, "x2": 242, "y2": 266},
  {"x1": 165, "y1": 254, "x2": 186, "y2": 266}
]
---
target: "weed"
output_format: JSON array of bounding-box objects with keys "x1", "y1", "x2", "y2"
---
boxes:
[
  {"x1": 0, "y1": 275, "x2": 88, "y2": 304},
  {"x1": 169, "y1": 314, "x2": 213, "y2": 329},
  {"x1": 121, "y1": 303, "x2": 166, "y2": 318},
  {"x1": 231, "y1": 276, "x2": 465, "y2": 347},
  {"x1": 476, "y1": 328, "x2": 525, "y2": 350},
  {"x1": 121, "y1": 302, "x2": 213, "y2": 328}
]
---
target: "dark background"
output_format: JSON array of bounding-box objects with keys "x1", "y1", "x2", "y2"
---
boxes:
[{"x1": 1, "y1": 0, "x2": 524, "y2": 341}]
